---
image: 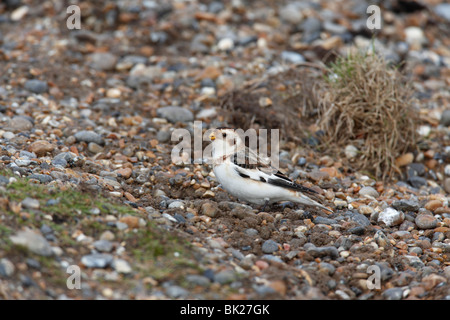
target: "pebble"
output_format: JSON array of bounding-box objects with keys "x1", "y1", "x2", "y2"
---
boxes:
[
  {"x1": 10, "y1": 229, "x2": 53, "y2": 256},
  {"x1": 434, "y1": 4, "x2": 450, "y2": 22},
  {"x1": 424, "y1": 200, "x2": 443, "y2": 212},
  {"x1": 344, "y1": 145, "x2": 358, "y2": 159},
  {"x1": 93, "y1": 240, "x2": 114, "y2": 253},
  {"x1": 185, "y1": 274, "x2": 211, "y2": 287},
  {"x1": 306, "y1": 245, "x2": 339, "y2": 259},
  {"x1": 156, "y1": 106, "x2": 194, "y2": 123},
  {"x1": 415, "y1": 214, "x2": 438, "y2": 230},
  {"x1": 74, "y1": 131, "x2": 105, "y2": 145},
  {"x1": 378, "y1": 207, "x2": 405, "y2": 226},
  {"x1": 21, "y1": 197, "x2": 40, "y2": 210},
  {"x1": 0, "y1": 258, "x2": 15, "y2": 277},
  {"x1": 358, "y1": 186, "x2": 379, "y2": 198},
  {"x1": 214, "y1": 270, "x2": 236, "y2": 284},
  {"x1": 439, "y1": 109, "x2": 450, "y2": 127},
  {"x1": 8, "y1": 116, "x2": 33, "y2": 132},
  {"x1": 262, "y1": 240, "x2": 279, "y2": 254},
  {"x1": 395, "y1": 153, "x2": 414, "y2": 167},
  {"x1": 382, "y1": 287, "x2": 404, "y2": 300},
  {"x1": 24, "y1": 79, "x2": 48, "y2": 94},
  {"x1": 280, "y1": 51, "x2": 305, "y2": 64},
  {"x1": 81, "y1": 253, "x2": 114, "y2": 268},
  {"x1": 112, "y1": 259, "x2": 132, "y2": 274},
  {"x1": 87, "y1": 52, "x2": 118, "y2": 71},
  {"x1": 392, "y1": 199, "x2": 420, "y2": 212}
]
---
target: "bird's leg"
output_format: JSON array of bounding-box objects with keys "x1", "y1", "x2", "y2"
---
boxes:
[
  {"x1": 276, "y1": 201, "x2": 294, "y2": 211},
  {"x1": 261, "y1": 198, "x2": 270, "y2": 212}
]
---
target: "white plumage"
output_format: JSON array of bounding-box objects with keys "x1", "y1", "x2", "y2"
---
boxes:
[{"x1": 208, "y1": 128, "x2": 332, "y2": 213}]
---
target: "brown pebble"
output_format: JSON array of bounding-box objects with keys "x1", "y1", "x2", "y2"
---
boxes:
[
  {"x1": 119, "y1": 216, "x2": 140, "y2": 229},
  {"x1": 415, "y1": 214, "x2": 438, "y2": 229},
  {"x1": 395, "y1": 153, "x2": 413, "y2": 167},
  {"x1": 116, "y1": 167, "x2": 133, "y2": 179},
  {"x1": 29, "y1": 140, "x2": 55, "y2": 157},
  {"x1": 424, "y1": 199, "x2": 443, "y2": 212}
]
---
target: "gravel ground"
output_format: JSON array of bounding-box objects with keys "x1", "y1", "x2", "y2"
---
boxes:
[{"x1": 0, "y1": 0, "x2": 449, "y2": 300}]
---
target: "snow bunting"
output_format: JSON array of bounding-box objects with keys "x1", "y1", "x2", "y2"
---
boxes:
[{"x1": 208, "y1": 127, "x2": 333, "y2": 213}]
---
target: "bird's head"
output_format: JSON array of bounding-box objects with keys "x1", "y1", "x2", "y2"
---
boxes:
[{"x1": 209, "y1": 127, "x2": 244, "y2": 158}]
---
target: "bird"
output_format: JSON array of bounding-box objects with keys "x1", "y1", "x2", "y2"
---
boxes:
[{"x1": 208, "y1": 127, "x2": 333, "y2": 213}]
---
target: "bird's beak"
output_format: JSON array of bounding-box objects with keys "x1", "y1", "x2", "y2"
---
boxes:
[{"x1": 209, "y1": 133, "x2": 216, "y2": 141}]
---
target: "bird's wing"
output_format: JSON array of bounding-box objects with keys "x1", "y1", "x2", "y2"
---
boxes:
[{"x1": 230, "y1": 147, "x2": 318, "y2": 195}]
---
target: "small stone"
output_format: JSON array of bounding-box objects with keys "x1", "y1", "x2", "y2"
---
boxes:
[
  {"x1": 24, "y1": 79, "x2": 48, "y2": 94},
  {"x1": 280, "y1": 51, "x2": 305, "y2": 64},
  {"x1": 392, "y1": 199, "x2": 420, "y2": 212},
  {"x1": 214, "y1": 270, "x2": 236, "y2": 284},
  {"x1": 29, "y1": 140, "x2": 55, "y2": 157},
  {"x1": 415, "y1": 214, "x2": 437, "y2": 230},
  {"x1": 306, "y1": 245, "x2": 339, "y2": 259},
  {"x1": 0, "y1": 258, "x2": 15, "y2": 277},
  {"x1": 358, "y1": 205, "x2": 374, "y2": 215},
  {"x1": 11, "y1": 5, "x2": 29, "y2": 21},
  {"x1": 440, "y1": 109, "x2": 450, "y2": 126},
  {"x1": 166, "y1": 285, "x2": 189, "y2": 298},
  {"x1": 422, "y1": 274, "x2": 447, "y2": 290},
  {"x1": 262, "y1": 240, "x2": 279, "y2": 254},
  {"x1": 106, "y1": 88, "x2": 121, "y2": 98},
  {"x1": 424, "y1": 200, "x2": 443, "y2": 212},
  {"x1": 87, "y1": 52, "x2": 117, "y2": 71},
  {"x1": 395, "y1": 153, "x2": 414, "y2": 167},
  {"x1": 119, "y1": 216, "x2": 140, "y2": 229},
  {"x1": 93, "y1": 240, "x2": 114, "y2": 253},
  {"x1": 445, "y1": 178, "x2": 450, "y2": 194},
  {"x1": 81, "y1": 253, "x2": 113, "y2": 268},
  {"x1": 21, "y1": 197, "x2": 40, "y2": 210},
  {"x1": 112, "y1": 259, "x2": 132, "y2": 274},
  {"x1": 378, "y1": 207, "x2": 405, "y2": 227},
  {"x1": 8, "y1": 116, "x2": 33, "y2": 132},
  {"x1": 116, "y1": 167, "x2": 132, "y2": 179},
  {"x1": 359, "y1": 186, "x2": 379, "y2": 198},
  {"x1": 217, "y1": 38, "x2": 234, "y2": 51},
  {"x1": 156, "y1": 106, "x2": 194, "y2": 123},
  {"x1": 186, "y1": 274, "x2": 211, "y2": 286},
  {"x1": 382, "y1": 287, "x2": 404, "y2": 300},
  {"x1": 201, "y1": 202, "x2": 219, "y2": 218},
  {"x1": 435, "y1": 3, "x2": 450, "y2": 22},
  {"x1": 345, "y1": 145, "x2": 358, "y2": 159},
  {"x1": 100, "y1": 230, "x2": 115, "y2": 241},
  {"x1": 87, "y1": 142, "x2": 103, "y2": 154},
  {"x1": 374, "y1": 230, "x2": 391, "y2": 248},
  {"x1": 74, "y1": 130, "x2": 104, "y2": 145},
  {"x1": 10, "y1": 229, "x2": 53, "y2": 256},
  {"x1": 404, "y1": 27, "x2": 426, "y2": 49},
  {"x1": 2, "y1": 131, "x2": 15, "y2": 139}
]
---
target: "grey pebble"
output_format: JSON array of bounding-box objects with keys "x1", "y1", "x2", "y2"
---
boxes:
[
  {"x1": 214, "y1": 270, "x2": 237, "y2": 284},
  {"x1": 166, "y1": 285, "x2": 189, "y2": 299},
  {"x1": 74, "y1": 130, "x2": 105, "y2": 145},
  {"x1": 156, "y1": 106, "x2": 194, "y2": 123},
  {"x1": 0, "y1": 258, "x2": 15, "y2": 277},
  {"x1": 10, "y1": 229, "x2": 53, "y2": 256},
  {"x1": 81, "y1": 253, "x2": 113, "y2": 268},
  {"x1": 24, "y1": 79, "x2": 48, "y2": 94},
  {"x1": 29, "y1": 173, "x2": 53, "y2": 184},
  {"x1": 359, "y1": 186, "x2": 379, "y2": 198},
  {"x1": 262, "y1": 239, "x2": 279, "y2": 254},
  {"x1": 21, "y1": 197, "x2": 40, "y2": 210},
  {"x1": 392, "y1": 199, "x2": 420, "y2": 212},
  {"x1": 185, "y1": 274, "x2": 211, "y2": 287},
  {"x1": 93, "y1": 240, "x2": 114, "y2": 253},
  {"x1": 382, "y1": 287, "x2": 404, "y2": 300}
]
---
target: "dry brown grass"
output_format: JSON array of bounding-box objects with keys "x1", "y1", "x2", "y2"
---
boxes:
[{"x1": 318, "y1": 51, "x2": 419, "y2": 180}]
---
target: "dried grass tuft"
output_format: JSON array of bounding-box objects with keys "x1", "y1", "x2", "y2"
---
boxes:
[{"x1": 318, "y1": 50, "x2": 419, "y2": 180}]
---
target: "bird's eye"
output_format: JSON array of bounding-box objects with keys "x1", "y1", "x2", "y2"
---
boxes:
[{"x1": 222, "y1": 133, "x2": 227, "y2": 138}]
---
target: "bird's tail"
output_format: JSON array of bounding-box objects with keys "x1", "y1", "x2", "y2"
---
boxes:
[{"x1": 292, "y1": 191, "x2": 334, "y2": 213}]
